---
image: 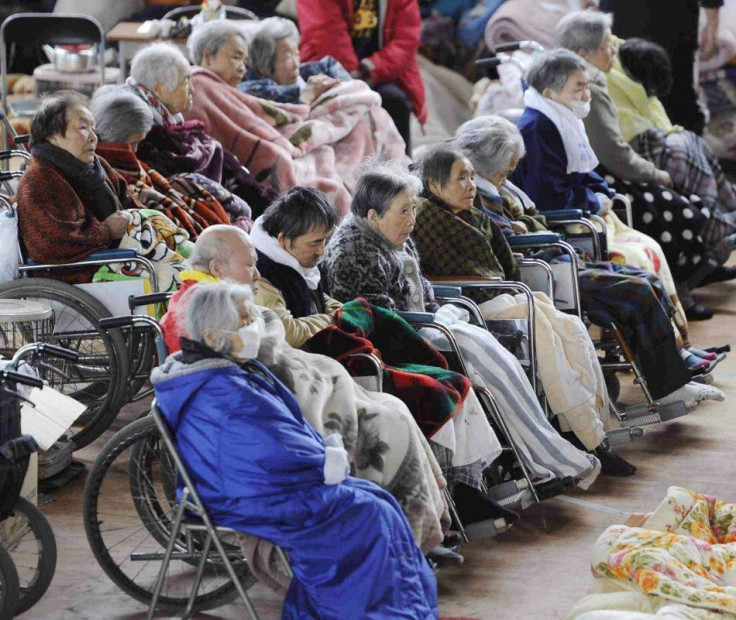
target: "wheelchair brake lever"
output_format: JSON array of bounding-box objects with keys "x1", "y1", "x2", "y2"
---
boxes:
[
  {"x1": 35, "y1": 361, "x2": 72, "y2": 382},
  {"x1": 0, "y1": 386, "x2": 36, "y2": 407}
]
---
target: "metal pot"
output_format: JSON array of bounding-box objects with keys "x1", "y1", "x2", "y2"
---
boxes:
[{"x1": 42, "y1": 45, "x2": 97, "y2": 73}]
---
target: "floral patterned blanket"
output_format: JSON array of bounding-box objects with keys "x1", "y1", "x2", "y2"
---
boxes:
[{"x1": 591, "y1": 487, "x2": 736, "y2": 615}]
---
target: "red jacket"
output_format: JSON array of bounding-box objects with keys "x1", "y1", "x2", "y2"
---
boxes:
[{"x1": 297, "y1": 0, "x2": 427, "y2": 124}]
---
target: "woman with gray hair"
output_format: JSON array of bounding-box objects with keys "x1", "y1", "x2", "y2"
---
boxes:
[
  {"x1": 123, "y1": 42, "x2": 278, "y2": 220},
  {"x1": 322, "y1": 161, "x2": 604, "y2": 496},
  {"x1": 555, "y1": 11, "x2": 736, "y2": 319},
  {"x1": 151, "y1": 280, "x2": 439, "y2": 619},
  {"x1": 90, "y1": 85, "x2": 247, "y2": 237},
  {"x1": 187, "y1": 19, "x2": 249, "y2": 88},
  {"x1": 238, "y1": 16, "x2": 350, "y2": 105}
]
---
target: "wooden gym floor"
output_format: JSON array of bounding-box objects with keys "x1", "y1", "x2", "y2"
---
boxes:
[{"x1": 18, "y1": 279, "x2": 736, "y2": 620}]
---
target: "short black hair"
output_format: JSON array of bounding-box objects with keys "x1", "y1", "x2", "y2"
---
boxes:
[
  {"x1": 260, "y1": 186, "x2": 336, "y2": 240},
  {"x1": 415, "y1": 146, "x2": 466, "y2": 190},
  {"x1": 30, "y1": 90, "x2": 89, "y2": 146},
  {"x1": 618, "y1": 38, "x2": 673, "y2": 98}
]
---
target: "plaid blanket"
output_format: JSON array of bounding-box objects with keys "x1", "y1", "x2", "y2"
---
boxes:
[
  {"x1": 303, "y1": 298, "x2": 470, "y2": 439},
  {"x1": 96, "y1": 142, "x2": 234, "y2": 239},
  {"x1": 412, "y1": 194, "x2": 520, "y2": 304}
]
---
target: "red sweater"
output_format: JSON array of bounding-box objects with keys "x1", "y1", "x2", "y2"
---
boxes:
[{"x1": 297, "y1": 0, "x2": 427, "y2": 124}]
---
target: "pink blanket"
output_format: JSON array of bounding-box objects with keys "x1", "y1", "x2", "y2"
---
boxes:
[{"x1": 186, "y1": 68, "x2": 407, "y2": 217}]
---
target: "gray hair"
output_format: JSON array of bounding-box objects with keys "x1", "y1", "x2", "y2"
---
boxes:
[
  {"x1": 187, "y1": 20, "x2": 248, "y2": 66},
  {"x1": 184, "y1": 281, "x2": 254, "y2": 356},
  {"x1": 90, "y1": 85, "x2": 153, "y2": 143},
  {"x1": 130, "y1": 42, "x2": 189, "y2": 91},
  {"x1": 454, "y1": 116, "x2": 525, "y2": 179},
  {"x1": 188, "y1": 225, "x2": 253, "y2": 272},
  {"x1": 248, "y1": 17, "x2": 299, "y2": 76},
  {"x1": 554, "y1": 10, "x2": 613, "y2": 55},
  {"x1": 351, "y1": 159, "x2": 422, "y2": 218},
  {"x1": 525, "y1": 49, "x2": 588, "y2": 94}
]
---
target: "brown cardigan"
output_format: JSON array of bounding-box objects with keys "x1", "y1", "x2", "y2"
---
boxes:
[{"x1": 15, "y1": 156, "x2": 132, "y2": 283}]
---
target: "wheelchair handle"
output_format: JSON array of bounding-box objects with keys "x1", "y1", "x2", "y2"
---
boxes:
[
  {"x1": 396, "y1": 311, "x2": 436, "y2": 324},
  {"x1": 13, "y1": 134, "x2": 30, "y2": 145},
  {"x1": 128, "y1": 292, "x2": 172, "y2": 312},
  {"x1": 0, "y1": 369, "x2": 43, "y2": 389},
  {"x1": 98, "y1": 316, "x2": 136, "y2": 329},
  {"x1": 494, "y1": 40, "x2": 545, "y2": 53},
  {"x1": 475, "y1": 57, "x2": 503, "y2": 68},
  {"x1": 35, "y1": 343, "x2": 80, "y2": 362}
]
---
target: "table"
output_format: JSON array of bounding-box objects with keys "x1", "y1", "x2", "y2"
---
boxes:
[{"x1": 106, "y1": 21, "x2": 187, "y2": 77}]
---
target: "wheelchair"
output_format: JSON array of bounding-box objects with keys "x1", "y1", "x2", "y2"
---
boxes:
[{"x1": 0, "y1": 162, "x2": 167, "y2": 450}]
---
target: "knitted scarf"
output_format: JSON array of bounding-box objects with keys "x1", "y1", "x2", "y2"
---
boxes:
[
  {"x1": 31, "y1": 142, "x2": 119, "y2": 220},
  {"x1": 125, "y1": 77, "x2": 184, "y2": 126}
]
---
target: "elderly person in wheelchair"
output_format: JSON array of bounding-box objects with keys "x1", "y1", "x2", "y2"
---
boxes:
[
  {"x1": 321, "y1": 161, "x2": 603, "y2": 490},
  {"x1": 234, "y1": 17, "x2": 350, "y2": 105},
  {"x1": 556, "y1": 11, "x2": 736, "y2": 317},
  {"x1": 454, "y1": 116, "x2": 725, "y2": 402},
  {"x1": 412, "y1": 145, "x2": 642, "y2": 475},
  {"x1": 16, "y1": 90, "x2": 193, "y2": 292},
  {"x1": 15, "y1": 91, "x2": 133, "y2": 284},
  {"x1": 151, "y1": 281, "x2": 439, "y2": 618}
]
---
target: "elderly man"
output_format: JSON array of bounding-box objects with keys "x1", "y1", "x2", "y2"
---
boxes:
[
  {"x1": 237, "y1": 16, "x2": 351, "y2": 105},
  {"x1": 250, "y1": 186, "x2": 343, "y2": 348},
  {"x1": 160, "y1": 224, "x2": 260, "y2": 354}
]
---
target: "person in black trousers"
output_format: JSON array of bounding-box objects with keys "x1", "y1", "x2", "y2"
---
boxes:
[{"x1": 598, "y1": 0, "x2": 722, "y2": 136}]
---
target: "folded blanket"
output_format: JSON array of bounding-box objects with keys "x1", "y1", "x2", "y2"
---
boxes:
[
  {"x1": 303, "y1": 298, "x2": 471, "y2": 439},
  {"x1": 485, "y1": 0, "x2": 567, "y2": 51},
  {"x1": 587, "y1": 487, "x2": 736, "y2": 616}
]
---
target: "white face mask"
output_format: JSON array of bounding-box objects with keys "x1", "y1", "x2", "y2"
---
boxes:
[
  {"x1": 570, "y1": 100, "x2": 591, "y2": 119},
  {"x1": 232, "y1": 318, "x2": 263, "y2": 361}
]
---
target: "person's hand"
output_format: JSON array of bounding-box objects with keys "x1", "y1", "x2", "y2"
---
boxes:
[
  {"x1": 104, "y1": 212, "x2": 128, "y2": 239},
  {"x1": 655, "y1": 169, "x2": 673, "y2": 188},
  {"x1": 700, "y1": 7, "x2": 720, "y2": 61},
  {"x1": 597, "y1": 195, "x2": 613, "y2": 216},
  {"x1": 301, "y1": 75, "x2": 339, "y2": 105},
  {"x1": 511, "y1": 221, "x2": 528, "y2": 234}
]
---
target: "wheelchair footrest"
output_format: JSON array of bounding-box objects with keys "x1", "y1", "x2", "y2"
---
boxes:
[
  {"x1": 485, "y1": 480, "x2": 532, "y2": 508},
  {"x1": 464, "y1": 517, "x2": 509, "y2": 540},
  {"x1": 605, "y1": 426, "x2": 645, "y2": 446},
  {"x1": 658, "y1": 400, "x2": 692, "y2": 422}
]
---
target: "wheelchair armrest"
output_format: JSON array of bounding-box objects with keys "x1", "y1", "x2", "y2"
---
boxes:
[
  {"x1": 396, "y1": 311, "x2": 435, "y2": 324},
  {"x1": 82, "y1": 248, "x2": 139, "y2": 262},
  {"x1": 507, "y1": 233, "x2": 562, "y2": 246},
  {"x1": 432, "y1": 285, "x2": 463, "y2": 298},
  {"x1": 542, "y1": 209, "x2": 586, "y2": 221},
  {"x1": 25, "y1": 248, "x2": 139, "y2": 267}
]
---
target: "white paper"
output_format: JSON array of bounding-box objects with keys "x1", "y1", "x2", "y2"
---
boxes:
[{"x1": 20, "y1": 387, "x2": 87, "y2": 451}]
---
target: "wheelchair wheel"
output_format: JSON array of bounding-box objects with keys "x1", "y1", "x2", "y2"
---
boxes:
[
  {"x1": 83, "y1": 416, "x2": 254, "y2": 612},
  {"x1": 0, "y1": 278, "x2": 129, "y2": 450},
  {"x1": 1, "y1": 496, "x2": 57, "y2": 615},
  {"x1": 0, "y1": 542, "x2": 19, "y2": 619}
]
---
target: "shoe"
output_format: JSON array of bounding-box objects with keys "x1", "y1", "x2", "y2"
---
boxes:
[
  {"x1": 452, "y1": 483, "x2": 520, "y2": 526},
  {"x1": 426, "y1": 545, "x2": 464, "y2": 570},
  {"x1": 685, "y1": 304, "x2": 714, "y2": 321},
  {"x1": 699, "y1": 265, "x2": 736, "y2": 286},
  {"x1": 595, "y1": 445, "x2": 637, "y2": 477}
]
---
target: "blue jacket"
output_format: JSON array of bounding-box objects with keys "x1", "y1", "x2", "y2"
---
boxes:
[
  {"x1": 152, "y1": 355, "x2": 438, "y2": 620},
  {"x1": 512, "y1": 107, "x2": 613, "y2": 214}
]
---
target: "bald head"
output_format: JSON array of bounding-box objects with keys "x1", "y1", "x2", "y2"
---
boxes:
[{"x1": 188, "y1": 225, "x2": 260, "y2": 292}]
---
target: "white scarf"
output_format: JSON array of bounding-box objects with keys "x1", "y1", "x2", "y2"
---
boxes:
[
  {"x1": 523, "y1": 87, "x2": 598, "y2": 175},
  {"x1": 250, "y1": 216, "x2": 322, "y2": 290},
  {"x1": 474, "y1": 175, "x2": 500, "y2": 198}
]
